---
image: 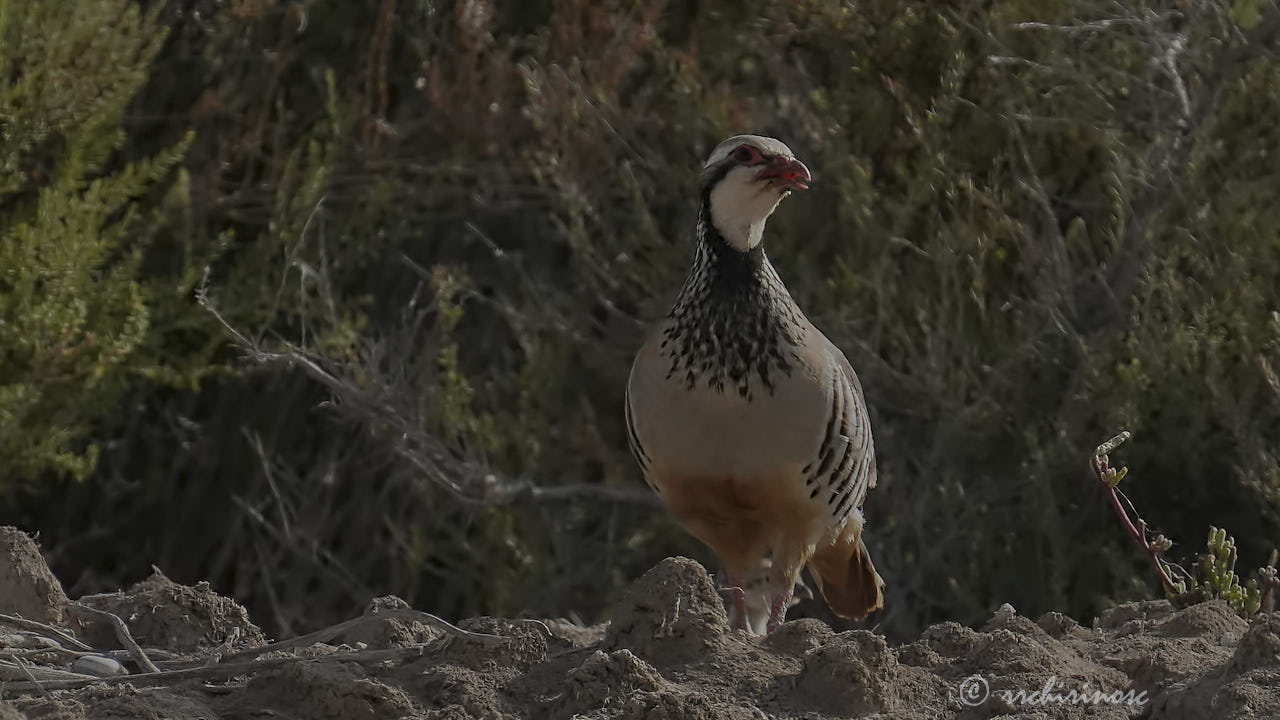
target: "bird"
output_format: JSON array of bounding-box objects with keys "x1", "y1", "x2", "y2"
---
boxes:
[{"x1": 625, "y1": 134, "x2": 883, "y2": 635}]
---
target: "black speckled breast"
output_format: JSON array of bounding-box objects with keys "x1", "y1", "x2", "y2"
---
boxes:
[{"x1": 659, "y1": 206, "x2": 806, "y2": 401}]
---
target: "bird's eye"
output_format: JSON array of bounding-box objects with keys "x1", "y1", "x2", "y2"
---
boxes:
[{"x1": 732, "y1": 146, "x2": 761, "y2": 164}]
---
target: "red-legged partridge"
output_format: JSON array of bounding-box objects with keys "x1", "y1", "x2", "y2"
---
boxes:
[{"x1": 626, "y1": 135, "x2": 884, "y2": 635}]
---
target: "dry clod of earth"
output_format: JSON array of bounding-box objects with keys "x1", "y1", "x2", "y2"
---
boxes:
[
  {"x1": 69, "y1": 571, "x2": 267, "y2": 654},
  {"x1": 1, "y1": 528, "x2": 1279, "y2": 719},
  {"x1": 0, "y1": 527, "x2": 69, "y2": 624}
]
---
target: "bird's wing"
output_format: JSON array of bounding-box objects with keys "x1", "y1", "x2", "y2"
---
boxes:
[
  {"x1": 801, "y1": 332, "x2": 877, "y2": 531},
  {"x1": 624, "y1": 347, "x2": 658, "y2": 494}
]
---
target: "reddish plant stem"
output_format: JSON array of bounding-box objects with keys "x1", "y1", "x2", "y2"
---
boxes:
[{"x1": 1091, "y1": 453, "x2": 1180, "y2": 595}]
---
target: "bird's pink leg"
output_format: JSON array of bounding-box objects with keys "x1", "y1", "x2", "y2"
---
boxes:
[
  {"x1": 765, "y1": 586, "x2": 794, "y2": 634},
  {"x1": 726, "y1": 573, "x2": 750, "y2": 632}
]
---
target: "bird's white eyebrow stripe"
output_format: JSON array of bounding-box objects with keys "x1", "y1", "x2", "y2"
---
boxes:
[{"x1": 702, "y1": 134, "x2": 796, "y2": 168}]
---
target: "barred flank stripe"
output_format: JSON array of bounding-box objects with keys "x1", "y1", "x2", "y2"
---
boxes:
[{"x1": 809, "y1": 366, "x2": 846, "y2": 487}]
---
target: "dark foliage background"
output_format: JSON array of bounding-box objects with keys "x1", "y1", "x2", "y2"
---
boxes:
[{"x1": 3, "y1": 0, "x2": 1279, "y2": 641}]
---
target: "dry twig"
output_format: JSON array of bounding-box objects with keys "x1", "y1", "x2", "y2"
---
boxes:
[
  {"x1": 0, "y1": 658, "x2": 93, "y2": 685},
  {"x1": 0, "y1": 613, "x2": 92, "y2": 652},
  {"x1": 214, "y1": 606, "x2": 505, "y2": 666},
  {"x1": 68, "y1": 602, "x2": 160, "y2": 674},
  {"x1": 0, "y1": 642, "x2": 443, "y2": 694},
  {"x1": 198, "y1": 287, "x2": 659, "y2": 510},
  {"x1": 0, "y1": 607, "x2": 507, "y2": 694}
]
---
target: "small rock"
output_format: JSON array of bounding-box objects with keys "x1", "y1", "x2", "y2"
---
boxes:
[
  {"x1": 342, "y1": 596, "x2": 436, "y2": 649},
  {"x1": 364, "y1": 595, "x2": 411, "y2": 614},
  {"x1": 992, "y1": 603, "x2": 1017, "y2": 623},
  {"x1": 918, "y1": 622, "x2": 980, "y2": 658},
  {"x1": 72, "y1": 654, "x2": 128, "y2": 677},
  {"x1": 1112, "y1": 618, "x2": 1150, "y2": 638},
  {"x1": 1037, "y1": 611, "x2": 1082, "y2": 638},
  {"x1": 563, "y1": 648, "x2": 665, "y2": 715},
  {"x1": 895, "y1": 640, "x2": 944, "y2": 669}
]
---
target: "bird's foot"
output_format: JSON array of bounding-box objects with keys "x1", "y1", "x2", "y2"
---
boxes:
[
  {"x1": 726, "y1": 575, "x2": 751, "y2": 632},
  {"x1": 765, "y1": 588, "x2": 793, "y2": 634}
]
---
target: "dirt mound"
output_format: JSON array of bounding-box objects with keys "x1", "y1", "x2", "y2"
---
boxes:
[
  {"x1": 69, "y1": 571, "x2": 266, "y2": 654},
  {"x1": 1, "y1": 527, "x2": 1277, "y2": 719},
  {"x1": 0, "y1": 526, "x2": 69, "y2": 624},
  {"x1": 603, "y1": 556, "x2": 735, "y2": 664}
]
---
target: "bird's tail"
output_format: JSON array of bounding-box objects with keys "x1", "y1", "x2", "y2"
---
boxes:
[{"x1": 807, "y1": 526, "x2": 884, "y2": 620}]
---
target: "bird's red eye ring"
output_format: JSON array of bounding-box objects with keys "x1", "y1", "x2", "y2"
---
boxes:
[{"x1": 732, "y1": 145, "x2": 762, "y2": 164}]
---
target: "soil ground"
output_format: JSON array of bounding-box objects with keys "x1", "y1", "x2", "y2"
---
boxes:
[{"x1": 2, "y1": 526, "x2": 1278, "y2": 719}]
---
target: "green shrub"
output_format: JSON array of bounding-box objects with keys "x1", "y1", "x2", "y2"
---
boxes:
[{"x1": 0, "y1": 0, "x2": 188, "y2": 481}]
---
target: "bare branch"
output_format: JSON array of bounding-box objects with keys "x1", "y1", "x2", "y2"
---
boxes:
[
  {"x1": 0, "y1": 613, "x2": 92, "y2": 653},
  {"x1": 0, "y1": 605, "x2": 507, "y2": 694},
  {"x1": 214, "y1": 606, "x2": 505, "y2": 666},
  {"x1": 0, "y1": 644, "x2": 434, "y2": 694},
  {"x1": 0, "y1": 657, "x2": 75, "y2": 696},
  {"x1": 1013, "y1": 14, "x2": 1180, "y2": 34},
  {"x1": 67, "y1": 602, "x2": 160, "y2": 674},
  {"x1": 198, "y1": 279, "x2": 658, "y2": 510},
  {"x1": 1096, "y1": 3, "x2": 1280, "y2": 321}
]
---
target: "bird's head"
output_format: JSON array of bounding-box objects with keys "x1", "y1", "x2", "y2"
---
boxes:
[{"x1": 700, "y1": 135, "x2": 811, "y2": 252}]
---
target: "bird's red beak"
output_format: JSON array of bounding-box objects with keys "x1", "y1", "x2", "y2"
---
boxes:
[{"x1": 757, "y1": 156, "x2": 811, "y2": 191}]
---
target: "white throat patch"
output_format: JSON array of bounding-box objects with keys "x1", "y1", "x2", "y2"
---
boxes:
[{"x1": 708, "y1": 165, "x2": 786, "y2": 251}]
